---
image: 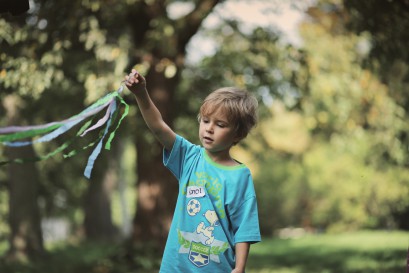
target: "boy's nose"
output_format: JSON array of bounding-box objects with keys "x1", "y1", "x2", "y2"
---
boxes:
[{"x1": 206, "y1": 123, "x2": 214, "y2": 133}]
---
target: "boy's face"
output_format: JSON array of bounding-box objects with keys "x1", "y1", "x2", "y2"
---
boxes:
[{"x1": 199, "y1": 109, "x2": 240, "y2": 155}]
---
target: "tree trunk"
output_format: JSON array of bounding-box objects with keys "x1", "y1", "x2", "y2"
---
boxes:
[
  {"x1": 83, "y1": 146, "x2": 119, "y2": 241},
  {"x1": 3, "y1": 95, "x2": 44, "y2": 261}
]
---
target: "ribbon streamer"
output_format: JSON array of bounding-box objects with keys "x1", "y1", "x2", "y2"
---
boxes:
[
  {"x1": 0, "y1": 119, "x2": 94, "y2": 166},
  {"x1": 0, "y1": 85, "x2": 129, "y2": 179},
  {"x1": 83, "y1": 98, "x2": 117, "y2": 178}
]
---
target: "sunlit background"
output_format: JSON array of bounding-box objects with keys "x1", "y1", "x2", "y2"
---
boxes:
[{"x1": 1, "y1": 0, "x2": 408, "y2": 272}]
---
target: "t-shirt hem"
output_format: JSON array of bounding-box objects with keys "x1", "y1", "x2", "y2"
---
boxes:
[{"x1": 234, "y1": 236, "x2": 261, "y2": 245}]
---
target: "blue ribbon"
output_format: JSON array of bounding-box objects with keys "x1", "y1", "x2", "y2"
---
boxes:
[{"x1": 83, "y1": 98, "x2": 118, "y2": 179}]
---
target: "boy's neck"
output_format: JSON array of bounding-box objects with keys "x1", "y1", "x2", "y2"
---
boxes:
[{"x1": 204, "y1": 149, "x2": 240, "y2": 166}]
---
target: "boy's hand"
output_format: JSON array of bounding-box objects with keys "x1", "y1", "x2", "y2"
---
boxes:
[{"x1": 125, "y1": 69, "x2": 146, "y2": 95}]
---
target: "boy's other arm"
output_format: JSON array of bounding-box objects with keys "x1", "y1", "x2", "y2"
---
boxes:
[
  {"x1": 232, "y1": 242, "x2": 250, "y2": 273},
  {"x1": 125, "y1": 69, "x2": 176, "y2": 151}
]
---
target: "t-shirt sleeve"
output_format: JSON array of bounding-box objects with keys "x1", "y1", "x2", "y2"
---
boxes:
[
  {"x1": 163, "y1": 134, "x2": 183, "y2": 179},
  {"x1": 230, "y1": 196, "x2": 261, "y2": 244},
  {"x1": 163, "y1": 135, "x2": 199, "y2": 181}
]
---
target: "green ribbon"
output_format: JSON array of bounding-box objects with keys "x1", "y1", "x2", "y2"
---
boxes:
[{"x1": 0, "y1": 119, "x2": 94, "y2": 165}]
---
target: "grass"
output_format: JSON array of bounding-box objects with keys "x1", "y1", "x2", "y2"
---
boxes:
[
  {"x1": 0, "y1": 230, "x2": 408, "y2": 273},
  {"x1": 247, "y1": 230, "x2": 409, "y2": 273},
  {"x1": 0, "y1": 240, "x2": 161, "y2": 273}
]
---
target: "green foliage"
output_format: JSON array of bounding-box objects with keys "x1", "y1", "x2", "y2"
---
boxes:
[
  {"x1": 297, "y1": 3, "x2": 408, "y2": 231},
  {"x1": 182, "y1": 23, "x2": 308, "y2": 108},
  {"x1": 342, "y1": 0, "x2": 409, "y2": 170},
  {"x1": 246, "y1": 103, "x2": 409, "y2": 232},
  {"x1": 304, "y1": 141, "x2": 409, "y2": 231},
  {"x1": 0, "y1": 0, "x2": 136, "y2": 245},
  {"x1": 343, "y1": 0, "x2": 409, "y2": 73},
  {"x1": 252, "y1": 148, "x2": 307, "y2": 233}
]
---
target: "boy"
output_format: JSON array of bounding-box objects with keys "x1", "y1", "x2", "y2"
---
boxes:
[{"x1": 125, "y1": 69, "x2": 261, "y2": 273}]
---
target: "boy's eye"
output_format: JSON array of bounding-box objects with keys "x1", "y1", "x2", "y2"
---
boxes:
[{"x1": 217, "y1": 123, "x2": 226, "y2": 128}]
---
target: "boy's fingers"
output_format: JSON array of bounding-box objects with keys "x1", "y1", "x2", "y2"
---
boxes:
[
  {"x1": 131, "y1": 69, "x2": 139, "y2": 77},
  {"x1": 125, "y1": 70, "x2": 144, "y2": 89}
]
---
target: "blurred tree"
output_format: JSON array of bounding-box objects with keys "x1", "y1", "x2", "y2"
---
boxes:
[
  {"x1": 3, "y1": 96, "x2": 44, "y2": 261},
  {"x1": 297, "y1": 1, "x2": 409, "y2": 231},
  {"x1": 0, "y1": 0, "x2": 132, "y2": 255},
  {"x1": 0, "y1": 0, "x2": 224, "y2": 253},
  {"x1": 342, "y1": 0, "x2": 409, "y2": 229},
  {"x1": 0, "y1": 3, "x2": 64, "y2": 259}
]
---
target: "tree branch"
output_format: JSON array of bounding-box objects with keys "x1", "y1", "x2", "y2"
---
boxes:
[{"x1": 176, "y1": 0, "x2": 223, "y2": 54}]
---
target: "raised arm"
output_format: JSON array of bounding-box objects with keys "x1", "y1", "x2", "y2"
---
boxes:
[{"x1": 125, "y1": 69, "x2": 176, "y2": 151}]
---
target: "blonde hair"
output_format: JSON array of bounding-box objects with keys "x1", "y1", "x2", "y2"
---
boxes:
[{"x1": 198, "y1": 87, "x2": 258, "y2": 142}]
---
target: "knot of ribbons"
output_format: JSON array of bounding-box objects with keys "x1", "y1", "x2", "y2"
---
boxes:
[{"x1": 0, "y1": 85, "x2": 129, "y2": 179}]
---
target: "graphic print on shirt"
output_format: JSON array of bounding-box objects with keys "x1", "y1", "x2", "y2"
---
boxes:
[
  {"x1": 178, "y1": 205, "x2": 229, "y2": 268},
  {"x1": 178, "y1": 177, "x2": 230, "y2": 268},
  {"x1": 196, "y1": 210, "x2": 220, "y2": 245},
  {"x1": 186, "y1": 198, "x2": 201, "y2": 216},
  {"x1": 182, "y1": 172, "x2": 226, "y2": 219}
]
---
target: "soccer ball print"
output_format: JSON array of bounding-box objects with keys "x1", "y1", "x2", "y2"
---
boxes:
[{"x1": 187, "y1": 199, "x2": 201, "y2": 216}]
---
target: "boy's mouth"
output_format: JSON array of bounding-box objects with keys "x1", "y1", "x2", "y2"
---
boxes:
[{"x1": 203, "y1": 136, "x2": 213, "y2": 142}]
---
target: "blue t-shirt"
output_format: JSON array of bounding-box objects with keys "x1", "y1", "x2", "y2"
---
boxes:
[{"x1": 159, "y1": 135, "x2": 261, "y2": 272}]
